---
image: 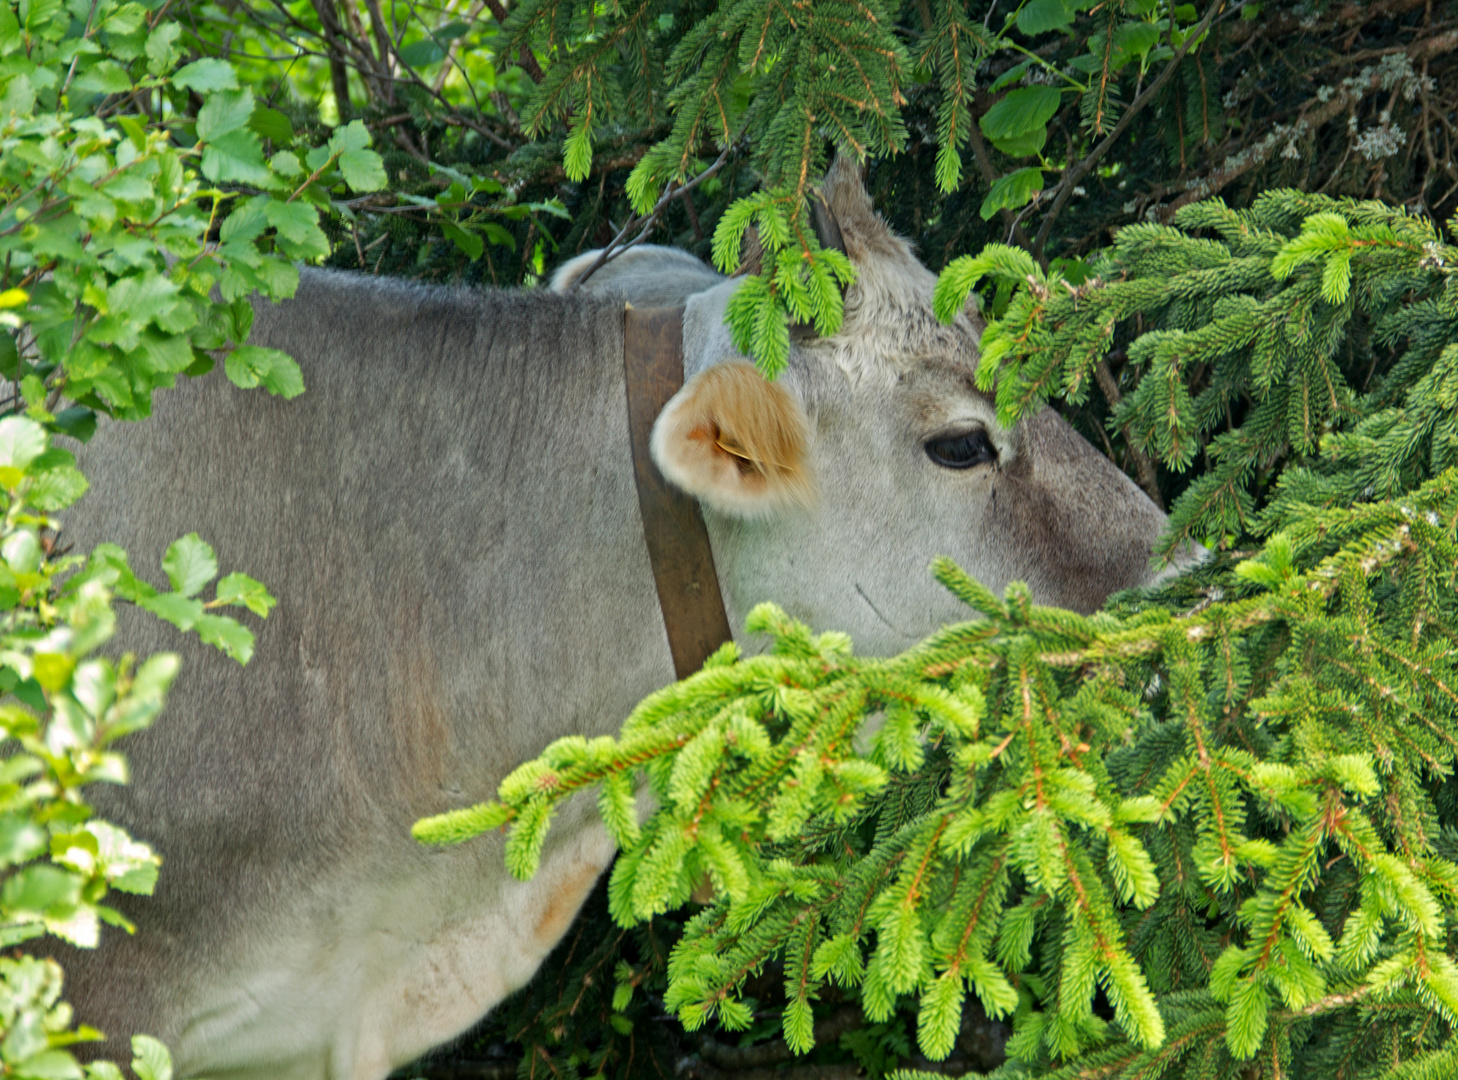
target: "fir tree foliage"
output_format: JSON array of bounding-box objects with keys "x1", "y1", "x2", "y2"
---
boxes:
[
  {"x1": 710, "y1": 192, "x2": 857, "y2": 376},
  {"x1": 933, "y1": 191, "x2": 1458, "y2": 560},
  {"x1": 419, "y1": 196, "x2": 1458, "y2": 1078},
  {"x1": 483, "y1": 0, "x2": 1227, "y2": 370}
]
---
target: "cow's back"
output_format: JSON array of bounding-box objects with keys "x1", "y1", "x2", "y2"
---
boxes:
[{"x1": 55, "y1": 271, "x2": 674, "y2": 1079}]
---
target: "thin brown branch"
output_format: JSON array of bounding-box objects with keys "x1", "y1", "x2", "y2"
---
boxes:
[
  {"x1": 308, "y1": 0, "x2": 355, "y2": 113},
  {"x1": 1159, "y1": 27, "x2": 1458, "y2": 218},
  {"x1": 570, "y1": 141, "x2": 739, "y2": 290},
  {"x1": 1031, "y1": 0, "x2": 1230, "y2": 259},
  {"x1": 480, "y1": 0, "x2": 544, "y2": 81}
]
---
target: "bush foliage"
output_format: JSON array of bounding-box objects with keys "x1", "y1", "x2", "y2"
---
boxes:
[{"x1": 0, "y1": 0, "x2": 383, "y2": 1072}]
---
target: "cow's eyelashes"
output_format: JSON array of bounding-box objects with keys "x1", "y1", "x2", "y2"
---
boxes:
[{"x1": 925, "y1": 429, "x2": 997, "y2": 470}]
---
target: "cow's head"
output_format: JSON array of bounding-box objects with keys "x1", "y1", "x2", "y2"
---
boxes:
[{"x1": 565, "y1": 158, "x2": 1196, "y2": 652}]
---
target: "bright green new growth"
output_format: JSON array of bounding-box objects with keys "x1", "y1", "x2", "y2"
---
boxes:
[
  {"x1": 419, "y1": 471, "x2": 1458, "y2": 1074},
  {"x1": 709, "y1": 192, "x2": 856, "y2": 378},
  {"x1": 419, "y1": 196, "x2": 1458, "y2": 1078}
]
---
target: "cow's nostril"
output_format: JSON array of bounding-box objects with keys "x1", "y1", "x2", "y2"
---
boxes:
[{"x1": 926, "y1": 429, "x2": 997, "y2": 469}]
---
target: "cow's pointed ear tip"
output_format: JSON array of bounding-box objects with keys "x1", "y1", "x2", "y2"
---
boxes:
[
  {"x1": 964, "y1": 291, "x2": 987, "y2": 334},
  {"x1": 820, "y1": 153, "x2": 872, "y2": 218},
  {"x1": 651, "y1": 361, "x2": 815, "y2": 517}
]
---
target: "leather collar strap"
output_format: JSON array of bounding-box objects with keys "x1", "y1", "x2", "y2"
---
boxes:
[{"x1": 623, "y1": 305, "x2": 734, "y2": 680}]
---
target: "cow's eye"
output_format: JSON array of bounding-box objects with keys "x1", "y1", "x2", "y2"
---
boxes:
[{"x1": 925, "y1": 429, "x2": 997, "y2": 469}]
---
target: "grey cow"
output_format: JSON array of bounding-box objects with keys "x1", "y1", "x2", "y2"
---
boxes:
[{"x1": 55, "y1": 158, "x2": 1188, "y2": 1080}]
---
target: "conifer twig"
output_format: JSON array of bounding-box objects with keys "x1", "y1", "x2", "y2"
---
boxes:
[{"x1": 1094, "y1": 354, "x2": 1163, "y2": 509}]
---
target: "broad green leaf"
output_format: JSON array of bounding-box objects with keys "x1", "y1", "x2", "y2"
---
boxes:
[
  {"x1": 0, "y1": 2, "x2": 19, "y2": 49},
  {"x1": 161, "y1": 533, "x2": 217, "y2": 598},
  {"x1": 1, "y1": 70, "x2": 36, "y2": 115},
  {"x1": 0, "y1": 328, "x2": 16, "y2": 380},
  {"x1": 173, "y1": 57, "x2": 237, "y2": 92},
  {"x1": 28, "y1": 465, "x2": 88, "y2": 510},
  {"x1": 327, "y1": 118, "x2": 372, "y2": 154},
  {"x1": 72, "y1": 60, "x2": 131, "y2": 94},
  {"x1": 249, "y1": 105, "x2": 294, "y2": 145},
  {"x1": 990, "y1": 58, "x2": 1034, "y2": 92},
  {"x1": 338, "y1": 148, "x2": 386, "y2": 192},
  {"x1": 440, "y1": 221, "x2": 483, "y2": 260},
  {"x1": 195, "y1": 614, "x2": 255, "y2": 664},
  {"x1": 481, "y1": 222, "x2": 517, "y2": 250},
  {"x1": 139, "y1": 593, "x2": 204, "y2": 631},
  {"x1": 265, "y1": 200, "x2": 324, "y2": 245},
  {"x1": 980, "y1": 167, "x2": 1045, "y2": 220},
  {"x1": 196, "y1": 88, "x2": 256, "y2": 142},
  {"x1": 130, "y1": 1035, "x2": 173, "y2": 1080},
  {"x1": 264, "y1": 199, "x2": 329, "y2": 258},
  {"x1": 0, "y1": 416, "x2": 47, "y2": 475},
  {"x1": 1017, "y1": 0, "x2": 1075, "y2": 35},
  {"x1": 214, "y1": 572, "x2": 276, "y2": 618},
  {"x1": 145, "y1": 21, "x2": 180, "y2": 71},
  {"x1": 15, "y1": 1049, "x2": 82, "y2": 1079},
  {"x1": 270, "y1": 150, "x2": 303, "y2": 177},
  {"x1": 225, "y1": 346, "x2": 305, "y2": 398},
  {"x1": 991, "y1": 126, "x2": 1048, "y2": 157},
  {"x1": 112, "y1": 862, "x2": 159, "y2": 894},
  {"x1": 1113, "y1": 20, "x2": 1161, "y2": 63},
  {"x1": 201, "y1": 128, "x2": 272, "y2": 186},
  {"x1": 980, "y1": 86, "x2": 1063, "y2": 140},
  {"x1": 0, "y1": 814, "x2": 47, "y2": 867},
  {"x1": 1, "y1": 864, "x2": 80, "y2": 914}
]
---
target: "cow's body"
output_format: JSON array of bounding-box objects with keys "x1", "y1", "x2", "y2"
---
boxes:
[
  {"x1": 59, "y1": 279, "x2": 669, "y2": 1079},
  {"x1": 55, "y1": 160, "x2": 1191, "y2": 1079}
]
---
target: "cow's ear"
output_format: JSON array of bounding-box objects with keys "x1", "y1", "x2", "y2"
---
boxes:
[
  {"x1": 965, "y1": 291, "x2": 986, "y2": 335},
  {"x1": 817, "y1": 153, "x2": 898, "y2": 266},
  {"x1": 650, "y1": 361, "x2": 813, "y2": 517}
]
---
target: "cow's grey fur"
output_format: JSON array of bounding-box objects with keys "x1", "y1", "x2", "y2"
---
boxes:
[
  {"x1": 55, "y1": 160, "x2": 1188, "y2": 1080},
  {"x1": 58, "y1": 278, "x2": 672, "y2": 1080}
]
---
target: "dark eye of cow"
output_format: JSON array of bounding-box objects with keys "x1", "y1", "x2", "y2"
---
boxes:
[{"x1": 925, "y1": 429, "x2": 997, "y2": 470}]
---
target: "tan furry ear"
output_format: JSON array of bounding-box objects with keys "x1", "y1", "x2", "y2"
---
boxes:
[{"x1": 650, "y1": 362, "x2": 814, "y2": 517}]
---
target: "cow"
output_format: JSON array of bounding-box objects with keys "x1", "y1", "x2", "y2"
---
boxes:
[{"x1": 55, "y1": 157, "x2": 1191, "y2": 1080}]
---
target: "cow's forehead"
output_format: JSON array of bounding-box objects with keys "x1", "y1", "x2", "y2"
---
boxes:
[{"x1": 807, "y1": 306, "x2": 978, "y2": 384}]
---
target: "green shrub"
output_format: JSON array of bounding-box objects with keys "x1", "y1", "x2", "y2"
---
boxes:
[{"x1": 0, "y1": 0, "x2": 385, "y2": 1071}]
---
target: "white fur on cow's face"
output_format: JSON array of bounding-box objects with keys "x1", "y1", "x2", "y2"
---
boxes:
[{"x1": 658, "y1": 156, "x2": 1176, "y2": 642}]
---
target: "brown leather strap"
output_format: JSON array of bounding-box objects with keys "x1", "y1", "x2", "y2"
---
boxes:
[{"x1": 623, "y1": 306, "x2": 734, "y2": 680}]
